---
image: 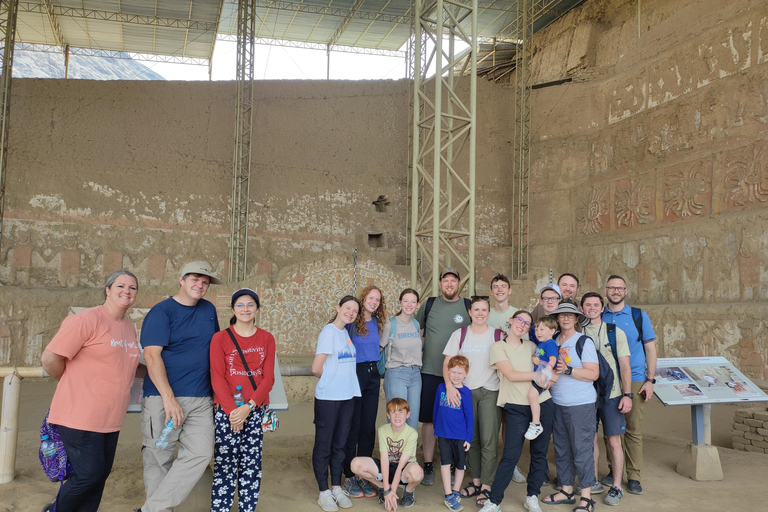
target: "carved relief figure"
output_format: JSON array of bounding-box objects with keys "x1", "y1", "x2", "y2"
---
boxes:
[
  {"x1": 615, "y1": 177, "x2": 655, "y2": 227},
  {"x1": 724, "y1": 143, "x2": 768, "y2": 206},
  {"x1": 664, "y1": 161, "x2": 711, "y2": 218},
  {"x1": 576, "y1": 184, "x2": 609, "y2": 234}
]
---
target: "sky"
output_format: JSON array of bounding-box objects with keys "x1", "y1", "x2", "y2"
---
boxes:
[{"x1": 143, "y1": 39, "x2": 410, "y2": 81}]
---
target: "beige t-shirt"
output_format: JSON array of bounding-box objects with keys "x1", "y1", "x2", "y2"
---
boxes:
[
  {"x1": 490, "y1": 339, "x2": 551, "y2": 407},
  {"x1": 443, "y1": 326, "x2": 500, "y2": 391},
  {"x1": 380, "y1": 316, "x2": 423, "y2": 369},
  {"x1": 583, "y1": 323, "x2": 630, "y2": 399},
  {"x1": 488, "y1": 305, "x2": 520, "y2": 335}
]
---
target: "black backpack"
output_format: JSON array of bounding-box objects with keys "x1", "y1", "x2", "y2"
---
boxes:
[{"x1": 575, "y1": 335, "x2": 614, "y2": 409}]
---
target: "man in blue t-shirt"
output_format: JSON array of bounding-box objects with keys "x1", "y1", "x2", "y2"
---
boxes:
[
  {"x1": 601, "y1": 275, "x2": 656, "y2": 497},
  {"x1": 138, "y1": 261, "x2": 221, "y2": 512}
]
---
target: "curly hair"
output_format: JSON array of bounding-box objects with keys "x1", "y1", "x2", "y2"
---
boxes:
[{"x1": 354, "y1": 285, "x2": 387, "y2": 337}]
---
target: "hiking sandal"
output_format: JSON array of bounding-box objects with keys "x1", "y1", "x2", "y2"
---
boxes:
[
  {"x1": 542, "y1": 489, "x2": 576, "y2": 505},
  {"x1": 460, "y1": 483, "x2": 481, "y2": 498},
  {"x1": 476, "y1": 489, "x2": 491, "y2": 507},
  {"x1": 573, "y1": 496, "x2": 596, "y2": 512}
]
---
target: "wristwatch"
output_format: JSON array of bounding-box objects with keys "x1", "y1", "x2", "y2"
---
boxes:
[
  {"x1": 564, "y1": 366, "x2": 573, "y2": 376},
  {"x1": 645, "y1": 378, "x2": 657, "y2": 384},
  {"x1": 623, "y1": 393, "x2": 634, "y2": 399},
  {"x1": 247, "y1": 401, "x2": 256, "y2": 412}
]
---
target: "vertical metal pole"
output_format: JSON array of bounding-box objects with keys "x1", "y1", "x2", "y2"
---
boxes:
[
  {"x1": 691, "y1": 404, "x2": 705, "y2": 446},
  {"x1": 467, "y1": 0, "x2": 477, "y2": 295},
  {"x1": 0, "y1": 0, "x2": 18, "y2": 252},
  {"x1": 431, "y1": 0, "x2": 443, "y2": 296},
  {"x1": 229, "y1": 0, "x2": 256, "y2": 282},
  {"x1": 327, "y1": 44, "x2": 331, "y2": 80},
  {"x1": 410, "y1": 11, "x2": 422, "y2": 288},
  {"x1": 64, "y1": 45, "x2": 69, "y2": 79}
]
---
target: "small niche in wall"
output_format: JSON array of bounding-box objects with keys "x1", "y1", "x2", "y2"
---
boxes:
[
  {"x1": 372, "y1": 195, "x2": 390, "y2": 213},
  {"x1": 368, "y1": 233, "x2": 384, "y2": 248}
]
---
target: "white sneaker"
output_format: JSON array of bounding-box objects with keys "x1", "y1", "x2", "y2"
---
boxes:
[
  {"x1": 479, "y1": 500, "x2": 500, "y2": 512},
  {"x1": 524, "y1": 495, "x2": 542, "y2": 512},
  {"x1": 332, "y1": 488, "x2": 353, "y2": 509},
  {"x1": 524, "y1": 422, "x2": 544, "y2": 440},
  {"x1": 318, "y1": 490, "x2": 339, "y2": 511},
  {"x1": 512, "y1": 465, "x2": 526, "y2": 483}
]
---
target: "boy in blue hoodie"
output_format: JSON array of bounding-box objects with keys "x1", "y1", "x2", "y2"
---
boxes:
[{"x1": 433, "y1": 355, "x2": 473, "y2": 512}]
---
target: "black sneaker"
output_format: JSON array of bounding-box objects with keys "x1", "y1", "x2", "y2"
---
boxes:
[
  {"x1": 422, "y1": 463, "x2": 434, "y2": 486},
  {"x1": 600, "y1": 475, "x2": 614, "y2": 487},
  {"x1": 626, "y1": 479, "x2": 643, "y2": 495},
  {"x1": 378, "y1": 487, "x2": 385, "y2": 504},
  {"x1": 402, "y1": 490, "x2": 416, "y2": 507}
]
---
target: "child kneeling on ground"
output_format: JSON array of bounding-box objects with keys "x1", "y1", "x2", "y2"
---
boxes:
[
  {"x1": 525, "y1": 316, "x2": 559, "y2": 440},
  {"x1": 351, "y1": 398, "x2": 424, "y2": 511},
  {"x1": 434, "y1": 355, "x2": 473, "y2": 512}
]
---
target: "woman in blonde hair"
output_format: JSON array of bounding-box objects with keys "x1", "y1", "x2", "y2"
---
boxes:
[{"x1": 342, "y1": 285, "x2": 387, "y2": 499}]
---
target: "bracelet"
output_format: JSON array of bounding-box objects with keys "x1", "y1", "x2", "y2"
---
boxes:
[{"x1": 383, "y1": 488, "x2": 393, "y2": 496}]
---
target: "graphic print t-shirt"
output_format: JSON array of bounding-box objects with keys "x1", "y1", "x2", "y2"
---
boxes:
[
  {"x1": 314, "y1": 323, "x2": 361, "y2": 400},
  {"x1": 378, "y1": 422, "x2": 418, "y2": 465}
]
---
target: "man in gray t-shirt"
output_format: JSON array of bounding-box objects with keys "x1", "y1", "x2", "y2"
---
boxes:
[{"x1": 414, "y1": 268, "x2": 470, "y2": 486}]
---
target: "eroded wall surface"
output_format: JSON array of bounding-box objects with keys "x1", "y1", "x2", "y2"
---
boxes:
[{"x1": 527, "y1": 0, "x2": 768, "y2": 379}]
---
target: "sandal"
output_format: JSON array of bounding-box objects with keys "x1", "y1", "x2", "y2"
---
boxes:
[
  {"x1": 542, "y1": 490, "x2": 576, "y2": 505},
  {"x1": 573, "y1": 496, "x2": 596, "y2": 512},
  {"x1": 460, "y1": 483, "x2": 481, "y2": 498},
  {"x1": 476, "y1": 489, "x2": 491, "y2": 508}
]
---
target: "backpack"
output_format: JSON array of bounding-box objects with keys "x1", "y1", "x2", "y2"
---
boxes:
[
  {"x1": 605, "y1": 322, "x2": 620, "y2": 385},
  {"x1": 39, "y1": 410, "x2": 73, "y2": 483},
  {"x1": 458, "y1": 326, "x2": 505, "y2": 349},
  {"x1": 422, "y1": 296, "x2": 472, "y2": 328},
  {"x1": 378, "y1": 316, "x2": 420, "y2": 376},
  {"x1": 575, "y1": 335, "x2": 614, "y2": 409}
]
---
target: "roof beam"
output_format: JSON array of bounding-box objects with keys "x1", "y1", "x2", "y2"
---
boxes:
[
  {"x1": 327, "y1": 0, "x2": 365, "y2": 47},
  {"x1": 237, "y1": 0, "x2": 411, "y2": 24},
  {"x1": 41, "y1": 0, "x2": 64, "y2": 48},
  {"x1": 217, "y1": 34, "x2": 405, "y2": 58},
  {"x1": 18, "y1": 2, "x2": 219, "y2": 32},
  {"x1": 16, "y1": 42, "x2": 209, "y2": 65}
]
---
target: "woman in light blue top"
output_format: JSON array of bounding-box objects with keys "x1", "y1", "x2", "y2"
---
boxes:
[{"x1": 312, "y1": 296, "x2": 362, "y2": 511}]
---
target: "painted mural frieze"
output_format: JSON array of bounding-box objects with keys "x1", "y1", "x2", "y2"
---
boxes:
[
  {"x1": 576, "y1": 184, "x2": 609, "y2": 234},
  {"x1": 724, "y1": 142, "x2": 768, "y2": 207},
  {"x1": 663, "y1": 160, "x2": 712, "y2": 219},
  {"x1": 615, "y1": 176, "x2": 655, "y2": 227}
]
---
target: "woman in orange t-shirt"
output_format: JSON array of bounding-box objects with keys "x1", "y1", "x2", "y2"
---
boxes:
[{"x1": 41, "y1": 270, "x2": 144, "y2": 512}]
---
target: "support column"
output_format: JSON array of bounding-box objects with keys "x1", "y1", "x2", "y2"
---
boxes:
[
  {"x1": 512, "y1": 0, "x2": 533, "y2": 279},
  {"x1": 410, "y1": 0, "x2": 478, "y2": 296},
  {"x1": 0, "y1": 0, "x2": 18, "y2": 252},
  {"x1": 229, "y1": 0, "x2": 256, "y2": 282}
]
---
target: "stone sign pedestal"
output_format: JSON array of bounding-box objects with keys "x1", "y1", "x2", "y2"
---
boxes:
[{"x1": 676, "y1": 443, "x2": 723, "y2": 481}]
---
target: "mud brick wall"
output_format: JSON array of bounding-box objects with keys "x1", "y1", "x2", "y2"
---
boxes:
[
  {"x1": 522, "y1": 0, "x2": 768, "y2": 380},
  {"x1": 732, "y1": 406, "x2": 768, "y2": 453}
]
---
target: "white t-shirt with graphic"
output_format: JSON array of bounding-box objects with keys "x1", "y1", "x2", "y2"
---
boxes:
[{"x1": 315, "y1": 324, "x2": 362, "y2": 401}]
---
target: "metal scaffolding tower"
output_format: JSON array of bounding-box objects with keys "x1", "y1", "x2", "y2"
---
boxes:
[
  {"x1": 0, "y1": 0, "x2": 18, "y2": 251},
  {"x1": 229, "y1": 0, "x2": 256, "y2": 282},
  {"x1": 512, "y1": 0, "x2": 533, "y2": 279},
  {"x1": 410, "y1": 0, "x2": 478, "y2": 297}
]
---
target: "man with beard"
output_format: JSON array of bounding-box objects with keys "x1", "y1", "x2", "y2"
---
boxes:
[
  {"x1": 601, "y1": 275, "x2": 656, "y2": 496},
  {"x1": 414, "y1": 268, "x2": 471, "y2": 486}
]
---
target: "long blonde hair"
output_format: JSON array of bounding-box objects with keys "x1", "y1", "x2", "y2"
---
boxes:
[{"x1": 354, "y1": 286, "x2": 387, "y2": 337}]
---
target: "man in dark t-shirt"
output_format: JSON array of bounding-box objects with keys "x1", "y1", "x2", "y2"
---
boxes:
[{"x1": 138, "y1": 261, "x2": 221, "y2": 512}]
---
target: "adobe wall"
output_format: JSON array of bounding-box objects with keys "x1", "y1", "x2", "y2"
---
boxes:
[{"x1": 526, "y1": 0, "x2": 768, "y2": 380}]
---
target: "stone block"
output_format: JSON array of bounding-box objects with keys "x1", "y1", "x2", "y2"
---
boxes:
[
  {"x1": 732, "y1": 441, "x2": 747, "y2": 451},
  {"x1": 732, "y1": 423, "x2": 750, "y2": 432},
  {"x1": 752, "y1": 440, "x2": 768, "y2": 449},
  {"x1": 733, "y1": 415, "x2": 745, "y2": 424},
  {"x1": 745, "y1": 419, "x2": 764, "y2": 427},
  {"x1": 756, "y1": 428, "x2": 768, "y2": 436},
  {"x1": 734, "y1": 409, "x2": 755, "y2": 418},
  {"x1": 753, "y1": 411, "x2": 768, "y2": 421},
  {"x1": 744, "y1": 432, "x2": 763, "y2": 441},
  {"x1": 676, "y1": 444, "x2": 723, "y2": 481},
  {"x1": 744, "y1": 445, "x2": 766, "y2": 454},
  {"x1": 732, "y1": 436, "x2": 747, "y2": 446}
]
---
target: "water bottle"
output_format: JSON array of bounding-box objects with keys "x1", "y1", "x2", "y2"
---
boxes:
[
  {"x1": 153, "y1": 420, "x2": 175, "y2": 449},
  {"x1": 41, "y1": 434, "x2": 56, "y2": 459},
  {"x1": 233, "y1": 386, "x2": 244, "y2": 407}
]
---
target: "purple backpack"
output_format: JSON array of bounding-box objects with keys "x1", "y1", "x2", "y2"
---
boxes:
[{"x1": 39, "y1": 410, "x2": 73, "y2": 483}]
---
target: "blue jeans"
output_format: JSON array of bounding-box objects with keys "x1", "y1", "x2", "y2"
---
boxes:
[{"x1": 383, "y1": 365, "x2": 422, "y2": 430}]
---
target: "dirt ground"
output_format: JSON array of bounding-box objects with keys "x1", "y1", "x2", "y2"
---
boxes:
[{"x1": 1, "y1": 379, "x2": 766, "y2": 512}]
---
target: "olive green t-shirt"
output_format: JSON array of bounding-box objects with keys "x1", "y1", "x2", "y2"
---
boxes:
[{"x1": 415, "y1": 296, "x2": 471, "y2": 376}]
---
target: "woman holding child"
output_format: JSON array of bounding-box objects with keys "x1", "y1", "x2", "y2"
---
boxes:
[
  {"x1": 481, "y1": 310, "x2": 555, "y2": 512},
  {"x1": 541, "y1": 301, "x2": 599, "y2": 512},
  {"x1": 381, "y1": 288, "x2": 423, "y2": 431},
  {"x1": 442, "y1": 296, "x2": 502, "y2": 508}
]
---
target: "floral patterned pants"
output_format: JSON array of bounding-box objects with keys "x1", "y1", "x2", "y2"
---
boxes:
[{"x1": 211, "y1": 406, "x2": 264, "y2": 512}]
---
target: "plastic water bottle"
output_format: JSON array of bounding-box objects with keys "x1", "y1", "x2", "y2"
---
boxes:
[
  {"x1": 153, "y1": 420, "x2": 175, "y2": 449},
  {"x1": 41, "y1": 435, "x2": 56, "y2": 459},
  {"x1": 233, "y1": 386, "x2": 244, "y2": 406}
]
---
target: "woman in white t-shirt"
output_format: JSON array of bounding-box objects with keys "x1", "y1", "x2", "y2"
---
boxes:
[
  {"x1": 442, "y1": 296, "x2": 503, "y2": 507},
  {"x1": 381, "y1": 288, "x2": 423, "y2": 430},
  {"x1": 311, "y1": 296, "x2": 362, "y2": 512},
  {"x1": 542, "y1": 301, "x2": 599, "y2": 512}
]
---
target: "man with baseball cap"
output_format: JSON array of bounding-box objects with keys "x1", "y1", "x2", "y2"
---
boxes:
[
  {"x1": 137, "y1": 261, "x2": 222, "y2": 512},
  {"x1": 414, "y1": 267, "x2": 471, "y2": 486}
]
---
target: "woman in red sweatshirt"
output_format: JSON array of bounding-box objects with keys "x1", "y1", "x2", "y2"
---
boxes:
[{"x1": 209, "y1": 288, "x2": 276, "y2": 512}]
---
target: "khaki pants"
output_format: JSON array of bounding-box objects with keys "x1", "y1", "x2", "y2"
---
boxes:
[
  {"x1": 622, "y1": 381, "x2": 645, "y2": 482},
  {"x1": 140, "y1": 396, "x2": 214, "y2": 512},
  {"x1": 466, "y1": 387, "x2": 501, "y2": 486}
]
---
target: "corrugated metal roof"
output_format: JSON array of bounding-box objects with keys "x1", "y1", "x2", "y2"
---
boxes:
[{"x1": 14, "y1": 0, "x2": 584, "y2": 62}]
